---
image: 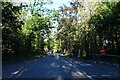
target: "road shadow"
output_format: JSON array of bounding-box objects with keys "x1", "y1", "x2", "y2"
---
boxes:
[{"x1": 2, "y1": 54, "x2": 120, "y2": 79}]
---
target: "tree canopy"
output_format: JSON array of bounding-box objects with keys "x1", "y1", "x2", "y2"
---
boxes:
[{"x1": 2, "y1": 1, "x2": 120, "y2": 60}]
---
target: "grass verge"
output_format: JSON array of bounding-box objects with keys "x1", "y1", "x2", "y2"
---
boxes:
[{"x1": 2, "y1": 53, "x2": 46, "y2": 64}]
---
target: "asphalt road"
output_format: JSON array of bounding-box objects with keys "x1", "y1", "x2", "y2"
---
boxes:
[{"x1": 2, "y1": 53, "x2": 120, "y2": 79}]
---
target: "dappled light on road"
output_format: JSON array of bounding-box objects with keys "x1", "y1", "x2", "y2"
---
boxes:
[
  {"x1": 3, "y1": 55, "x2": 120, "y2": 79},
  {"x1": 72, "y1": 71, "x2": 87, "y2": 78},
  {"x1": 80, "y1": 63, "x2": 92, "y2": 67},
  {"x1": 2, "y1": 1, "x2": 120, "y2": 80}
]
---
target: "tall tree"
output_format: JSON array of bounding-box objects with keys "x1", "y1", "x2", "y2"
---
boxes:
[{"x1": 2, "y1": 2, "x2": 24, "y2": 56}]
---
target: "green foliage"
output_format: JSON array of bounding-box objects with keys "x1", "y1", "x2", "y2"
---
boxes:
[
  {"x1": 56, "y1": 1, "x2": 120, "y2": 55},
  {"x1": 22, "y1": 13, "x2": 51, "y2": 52},
  {"x1": 89, "y1": 2, "x2": 120, "y2": 54},
  {"x1": 2, "y1": 2, "x2": 24, "y2": 56},
  {"x1": 2, "y1": 1, "x2": 120, "y2": 61},
  {"x1": 2, "y1": 1, "x2": 54, "y2": 59}
]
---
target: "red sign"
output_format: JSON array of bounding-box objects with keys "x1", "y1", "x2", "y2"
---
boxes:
[{"x1": 99, "y1": 50, "x2": 106, "y2": 54}]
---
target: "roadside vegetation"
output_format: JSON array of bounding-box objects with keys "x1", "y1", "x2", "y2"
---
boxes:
[{"x1": 2, "y1": 1, "x2": 120, "y2": 64}]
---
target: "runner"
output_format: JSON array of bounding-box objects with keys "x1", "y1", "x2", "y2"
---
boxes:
[
  {"x1": 82, "y1": 50, "x2": 87, "y2": 62},
  {"x1": 78, "y1": 49, "x2": 81, "y2": 57}
]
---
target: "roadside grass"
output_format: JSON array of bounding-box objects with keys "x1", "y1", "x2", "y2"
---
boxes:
[{"x1": 2, "y1": 53, "x2": 46, "y2": 64}]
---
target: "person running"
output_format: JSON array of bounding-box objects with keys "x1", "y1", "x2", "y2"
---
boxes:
[
  {"x1": 63, "y1": 48, "x2": 66, "y2": 55},
  {"x1": 72, "y1": 48, "x2": 75, "y2": 57},
  {"x1": 82, "y1": 50, "x2": 87, "y2": 62},
  {"x1": 78, "y1": 49, "x2": 81, "y2": 57},
  {"x1": 70, "y1": 48, "x2": 73, "y2": 56}
]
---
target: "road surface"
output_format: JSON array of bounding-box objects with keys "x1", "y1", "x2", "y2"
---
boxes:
[{"x1": 2, "y1": 53, "x2": 120, "y2": 79}]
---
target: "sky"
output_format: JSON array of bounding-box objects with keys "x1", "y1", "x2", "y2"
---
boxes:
[
  {"x1": 43, "y1": 0, "x2": 72, "y2": 35},
  {"x1": 11, "y1": 0, "x2": 72, "y2": 9},
  {"x1": 44, "y1": 0, "x2": 72, "y2": 10}
]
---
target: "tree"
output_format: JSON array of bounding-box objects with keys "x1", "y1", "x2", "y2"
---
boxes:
[
  {"x1": 2, "y1": 2, "x2": 24, "y2": 56},
  {"x1": 56, "y1": 1, "x2": 120, "y2": 55},
  {"x1": 89, "y1": 2, "x2": 120, "y2": 55}
]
